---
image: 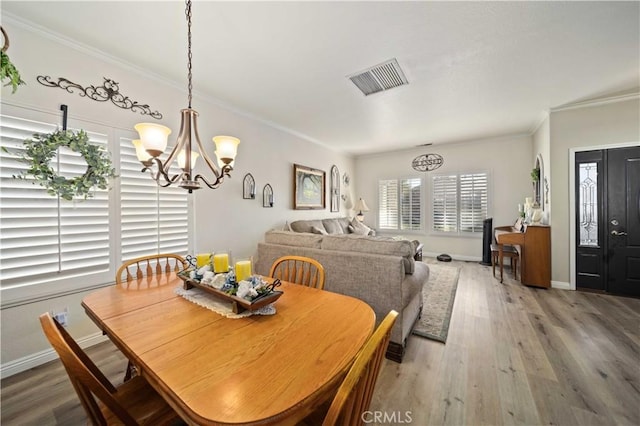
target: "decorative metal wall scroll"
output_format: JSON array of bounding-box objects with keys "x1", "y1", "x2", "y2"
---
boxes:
[
  {"x1": 243, "y1": 173, "x2": 256, "y2": 199},
  {"x1": 412, "y1": 153, "x2": 443, "y2": 172},
  {"x1": 37, "y1": 76, "x2": 163, "y2": 119},
  {"x1": 330, "y1": 165, "x2": 340, "y2": 212},
  {"x1": 263, "y1": 184, "x2": 274, "y2": 208}
]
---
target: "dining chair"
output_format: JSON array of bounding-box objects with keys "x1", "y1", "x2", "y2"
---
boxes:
[
  {"x1": 115, "y1": 253, "x2": 188, "y2": 284},
  {"x1": 321, "y1": 310, "x2": 398, "y2": 426},
  {"x1": 39, "y1": 312, "x2": 182, "y2": 426},
  {"x1": 269, "y1": 255, "x2": 325, "y2": 290},
  {"x1": 116, "y1": 253, "x2": 188, "y2": 381}
]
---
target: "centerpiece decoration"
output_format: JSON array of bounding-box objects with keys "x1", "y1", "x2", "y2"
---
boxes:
[{"x1": 178, "y1": 258, "x2": 283, "y2": 314}]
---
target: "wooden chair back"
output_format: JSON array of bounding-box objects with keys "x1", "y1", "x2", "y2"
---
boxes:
[
  {"x1": 322, "y1": 310, "x2": 398, "y2": 426},
  {"x1": 116, "y1": 253, "x2": 187, "y2": 284},
  {"x1": 269, "y1": 255, "x2": 326, "y2": 290},
  {"x1": 39, "y1": 312, "x2": 138, "y2": 425}
]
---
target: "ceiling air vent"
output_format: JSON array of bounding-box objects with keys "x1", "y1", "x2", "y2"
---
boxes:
[{"x1": 348, "y1": 58, "x2": 409, "y2": 96}]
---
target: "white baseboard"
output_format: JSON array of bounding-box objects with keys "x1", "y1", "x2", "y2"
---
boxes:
[
  {"x1": 423, "y1": 251, "x2": 482, "y2": 262},
  {"x1": 0, "y1": 332, "x2": 108, "y2": 379},
  {"x1": 551, "y1": 280, "x2": 572, "y2": 290}
]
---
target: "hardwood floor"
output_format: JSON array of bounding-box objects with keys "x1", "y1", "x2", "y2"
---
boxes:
[
  {"x1": 371, "y1": 260, "x2": 640, "y2": 426},
  {"x1": 1, "y1": 260, "x2": 638, "y2": 425}
]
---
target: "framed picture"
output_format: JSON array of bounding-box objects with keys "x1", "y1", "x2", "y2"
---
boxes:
[{"x1": 293, "y1": 164, "x2": 325, "y2": 209}]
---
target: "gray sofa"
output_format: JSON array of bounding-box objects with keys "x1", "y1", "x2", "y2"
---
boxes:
[{"x1": 255, "y1": 222, "x2": 429, "y2": 362}]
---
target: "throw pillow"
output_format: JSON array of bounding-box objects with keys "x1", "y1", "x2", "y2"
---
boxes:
[
  {"x1": 350, "y1": 218, "x2": 371, "y2": 236},
  {"x1": 311, "y1": 226, "x2": 328, "y2": 235}
]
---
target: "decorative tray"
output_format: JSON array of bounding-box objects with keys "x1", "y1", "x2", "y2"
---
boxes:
[{"x1": 177, "y1": 270, "x2": 283, "y2": 314}]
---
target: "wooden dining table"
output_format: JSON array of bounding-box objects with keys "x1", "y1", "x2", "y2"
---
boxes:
[{"x1": 82, "y1": 272, "x2": 375, "y2": 425}]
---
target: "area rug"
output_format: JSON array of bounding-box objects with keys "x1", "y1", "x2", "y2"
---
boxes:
[{"x1": 412, "y1": 262, "x2": 460, "y2": 343}]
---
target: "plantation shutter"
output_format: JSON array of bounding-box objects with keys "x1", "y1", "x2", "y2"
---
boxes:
[
  {"x1": 0, "y1": 115, "x2": 110, "y2": 286},
  {"x1": 378, "y1": 179, "x2": 399, "y2": 229},
  {"x1": 432, "y1": 174, "x2": 458, "y2": 232},
  {"x1": 119, "y1": 137, "x2": 189, "y2": 261},
  {"x1": 400, "y1": 178, "x2": 421, "y2": 230},
  {"x1": 460, "y1": 173, "x2": 488, "y2": 233}
]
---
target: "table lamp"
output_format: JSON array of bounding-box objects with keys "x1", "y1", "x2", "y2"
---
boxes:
[{"x1": 354, "y1": 198, "x2": 370, "y2": 222}]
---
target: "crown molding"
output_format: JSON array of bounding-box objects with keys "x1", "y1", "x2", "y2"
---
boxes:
[
  {"x1": 528, "y1": 110, "x2": 550, "y2": 135},
  {"x1": 550, "y1": 92, "x2": 640, "y2": 113},
  {"x1": 2, "y1": 13, "x2": 336, "y2": 153}
]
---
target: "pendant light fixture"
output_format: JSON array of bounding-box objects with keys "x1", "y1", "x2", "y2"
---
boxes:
[{"x1": 133, "y1": 0, "x2": 239, "y2": 192}]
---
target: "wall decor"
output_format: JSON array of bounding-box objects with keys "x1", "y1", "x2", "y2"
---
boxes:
[
  {"x1": 343, "y1": 172, "x2": 350, "y2": 186},
  {"x1": 330, "y1": 165, "x2": 340, "y2": 212},
  {"x1": 293, "y1": 163, "x2": 325, "y2": 210},
  {"x1": 13, "y1": 128, "x2": 116, "y2": 201},
  {"x1": 37, "y1": 76, "x2": 163, "y2": 119},
  {"x1": 263, "y1": 184, "x2": 274, "y2": 208},
  {"x1": 243, "y1": 173, "x2": 256, "y2": 199},
  {"x1": 1, "y1": 26, "x2": 25, "y2": 93},
  {"x1": 411, "y1": 153, "x2": 443, "y2": 172}
]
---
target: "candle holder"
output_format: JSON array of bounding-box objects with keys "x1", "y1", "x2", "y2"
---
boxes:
[
  {"x1": 243, "y1": 173, "x2": 256, "y2": 199},
  {"x1": 263, "y1": 184, "x2": 274, "y2": 208}
]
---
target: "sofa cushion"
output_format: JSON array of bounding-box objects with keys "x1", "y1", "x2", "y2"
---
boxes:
[
  {"x1": 290, "y1": 219, "x2": 326, "y2": 234},
  {"x1": 264, "y1": 230, "x2": 323, "y2": 248},
  {"x1": 320, "y1": 234, "x2": 416, "y2": 273},
  {"x1": 348, "y1": 218, "x2": 372, "y2": 235},
  {"x1": 322, "y1": 218, "x2": 346, "y2": 234},
  {"x1": 311, "y1": 226, "x2": 328, "y2": 235}
]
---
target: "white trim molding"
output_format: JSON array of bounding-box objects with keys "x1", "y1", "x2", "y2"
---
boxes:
[{"x1": 0, "y1": 332, "x2": 108, "y2": 379}]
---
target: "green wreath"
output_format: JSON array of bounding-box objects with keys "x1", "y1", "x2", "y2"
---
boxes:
[{"x1": 15, "y1": 129, "x2": 117, "y2": 201}]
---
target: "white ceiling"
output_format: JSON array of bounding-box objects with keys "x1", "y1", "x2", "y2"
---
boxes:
[{"x1": 3, "y1": 1, "x2": 639, "y2": 155}]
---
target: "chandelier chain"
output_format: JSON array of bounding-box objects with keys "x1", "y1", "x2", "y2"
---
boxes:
[{"x1": 185, "y1": 0, "x2": 193, "y2": 109}]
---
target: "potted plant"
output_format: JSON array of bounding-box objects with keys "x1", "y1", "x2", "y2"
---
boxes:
[
  {"x1": 1, "y1": 27, "x2": 25, "y2": 93},
  {"x1": 531, "y1": 167, "x2": 540, "y2": 182}
]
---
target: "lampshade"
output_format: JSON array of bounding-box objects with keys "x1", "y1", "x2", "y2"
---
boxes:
[
  {"x1": 134, "y1": 123, "x2": 171, "y2": 157},
  {"x1": 177, "y1": 150, "x2": 199, "y2": 170},
  {"x1": 132, "y1": 139, "x2": 151, "y2": 164},
  {"x1": 354, "y1": 198, "x2": 370, "y2": 213},
  {"x1": 213, "y1": 136, "x2": 240, "y2": 165}
]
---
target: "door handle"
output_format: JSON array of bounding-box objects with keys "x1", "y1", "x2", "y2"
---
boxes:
[{"x1": 611, "y1": 230, "x2": 628, "y2": 236}]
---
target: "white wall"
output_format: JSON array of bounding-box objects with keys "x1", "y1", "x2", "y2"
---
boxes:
[
  {"x1": 354, "y1": 134, "x2": 533, "y2": 260},
  {"x1": 549, "y1": 96, "x2": 640, "y2": 285},
  {"x1": 0, "y1": 19, "x2": 354, "y2": 374}
]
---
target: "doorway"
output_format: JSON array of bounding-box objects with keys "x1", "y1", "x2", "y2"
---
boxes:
[{"x1": 574, "y1": 146, "x2": 640, "y2": 296}]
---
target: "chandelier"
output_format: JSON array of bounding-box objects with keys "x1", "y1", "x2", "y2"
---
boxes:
[{"x1": 133, "y1": 0, "x2": 239, "y2": 192}]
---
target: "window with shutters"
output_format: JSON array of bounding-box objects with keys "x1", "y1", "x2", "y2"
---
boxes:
[
  {"x1": 431, "y1": 172, "x2": 488, "y2": 234},
  {"x1": 378, "y1": 178, "x2": 422, "y2": 230},
  {"x1": 0, "y1": 107, "x2": 190, "y2": 304},
  {"x1": 119, "y1": 137, "x2": 189, "y2": 261}
]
